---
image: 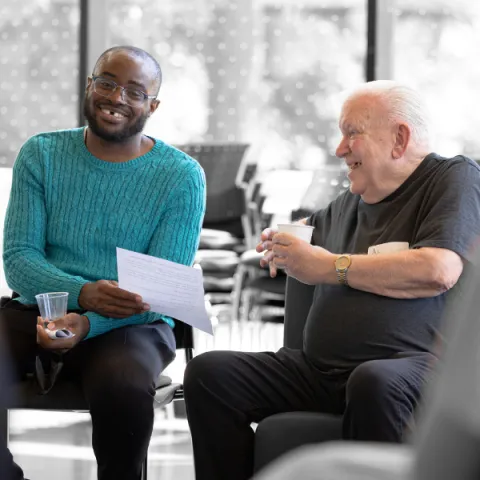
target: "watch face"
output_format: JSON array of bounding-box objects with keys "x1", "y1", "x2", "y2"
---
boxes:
[{"x1": 336, "y1": 256, "x2": 351, "y2": 269}]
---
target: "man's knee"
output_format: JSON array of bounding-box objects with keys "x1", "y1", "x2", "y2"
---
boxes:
[
  {"x1": 346, "y1": 360, "x2": 398, "y2": 405},
  {"x1": 86, "y1": 360, "x2": 155, "y2": 415},
  {"x1": 184, "y1": 350, "x2": 235, "y2": 399}
]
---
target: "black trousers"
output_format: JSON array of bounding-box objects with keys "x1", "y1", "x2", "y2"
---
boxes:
[
  {"x1": 183, "y1": 347, "x2": 435, "y2": 480},
  {"x1": 0, "y1": 311, "x2": 28, "y2": 480},
  {"x1": 0, "y1": 300, "x2": 176, "y2": 480}
]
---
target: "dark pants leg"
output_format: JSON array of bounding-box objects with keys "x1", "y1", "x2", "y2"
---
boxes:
[
  {"x1": 61, "y1": 322, "x2": 176, "y2": 480},
  {"x1": 343, "y1": 352, "x2": 435, "y2": 442},
  {"x1": 1, "y1": 301, "x2": 176, "y2": 480},
  {"x1": 0, "y1": 301, "x2": 36, "y2": 480},
  {"x1": 183, "y1": 348, "x2": 344, "y2": 480}
]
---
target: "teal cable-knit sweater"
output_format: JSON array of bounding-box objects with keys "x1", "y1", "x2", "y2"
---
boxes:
[{"x1": 3, "y1": 128, "x2": 206, "y2": 339}]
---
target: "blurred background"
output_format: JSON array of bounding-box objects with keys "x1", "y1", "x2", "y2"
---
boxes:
[{"x1": 1, "y1": 0, "x2": 480, "y2": 478}]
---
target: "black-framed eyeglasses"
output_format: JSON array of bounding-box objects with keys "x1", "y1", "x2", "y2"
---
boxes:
[{"x1": 89, "y1": 75, "x2": 157, "y2": 108}]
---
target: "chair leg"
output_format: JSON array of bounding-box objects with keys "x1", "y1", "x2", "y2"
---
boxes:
[
  {"x1": 141, "y1": 453, "x2": 148, "y2": 480},
  {"x1": 0, "y1": 408, "x2": 9, "y2": 445},
  {"x1": 231, "y1": 264, "x2": 246, "y2": 321}
]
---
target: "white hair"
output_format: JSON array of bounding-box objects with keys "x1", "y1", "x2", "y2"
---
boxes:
[{"x1": 347, "y1": 80, "x2": 431, "y2": 148}]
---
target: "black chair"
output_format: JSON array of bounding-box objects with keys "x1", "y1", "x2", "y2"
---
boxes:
[
  {"x1": 253, "y1": 277, "x2": 343, "y2": 473},
  {"x1": 178, "y1": 143, "x2": 251, "y2": 307},
  {"x1": 178, "y1": 142, "x2": 250, "y2": 244},
  {"x1": 0, "y1": 301, "x2": 194, "y2": 480},
  {"x1": 231, "y1": 177, "x2": 287, "y2": 323}
]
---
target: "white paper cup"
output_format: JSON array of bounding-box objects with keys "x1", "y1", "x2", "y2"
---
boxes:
[
  {"x1": 277, "y1": 223, "x2": 314, "y2": 243},
  {"x1": 35, "y1": 292, "x2": 69, "y2": 322}
]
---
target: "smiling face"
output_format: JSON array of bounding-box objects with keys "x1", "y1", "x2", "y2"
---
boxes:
[
  {"x1": 335, "y1": 94, "x2": 400, "y2": 203},
  {"x1": 83, "y1": 50, "x2": 159, "y2": 143}
]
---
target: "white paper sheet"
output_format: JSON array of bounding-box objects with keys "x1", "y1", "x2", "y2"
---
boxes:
[{"x1": 116, "y1": 247, "x2": 213, "y2": 335}]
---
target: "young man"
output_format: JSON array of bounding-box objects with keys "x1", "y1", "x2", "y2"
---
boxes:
[
  {"x1": 183, "y1": 81, "x2": 480, "y2": 480},
  {"x1": 1, "y1": 46, "x2": 206, "y2": 480}
]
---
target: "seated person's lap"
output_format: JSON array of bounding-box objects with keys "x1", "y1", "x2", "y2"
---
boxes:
[{"x1": 0, "y1": 300, "x2": 176, "y2": 390}]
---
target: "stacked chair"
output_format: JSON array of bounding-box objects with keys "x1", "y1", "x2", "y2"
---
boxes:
[
  {"x1": 177, "y1": 144, "x2": 251, "y2": 323},
  {"x1": 230, "y1": 174, "x2": 286, "y2": 325},
  {"x1": 231, "y1": 164, "x2": 349, "y2": 343}
]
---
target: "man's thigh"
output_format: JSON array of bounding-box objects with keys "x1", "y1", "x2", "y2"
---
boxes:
[
  {"x1": 184, "y1": 347, "x2": 343, "y2": 423},
  {"x1": 346, "y1": 352, "x2": 435, "y2": 416},
  {"x1": 62, "y1": 321, "x2": 176, "y2": 393},
  {"x1": 348, "y1": 351, "x2": 434, "y2": 390},
  {"x1": 0, "y1": 301, "x2": 39, "y2": 379}
]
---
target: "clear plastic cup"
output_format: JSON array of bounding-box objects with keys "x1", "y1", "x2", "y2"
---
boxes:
[
  {"x1": 35, "y1": 292, "x2": 69, "y2": 322},
  {"x1": 277, "y1": 223, "x2": 314, "y2": 243}
]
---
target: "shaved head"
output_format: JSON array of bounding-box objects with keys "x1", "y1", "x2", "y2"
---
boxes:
[{"x1": 93, "y1": 46, "x2": 162, "y2": 96}]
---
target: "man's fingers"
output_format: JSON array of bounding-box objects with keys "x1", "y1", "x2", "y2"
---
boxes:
[
  {"x1": 257, "y1": 240, "x2": 274, "y2": 253},
  {"x1": 272, "y1": 244, "x2": 288, "y2": 255},
  {"x1": 260, "y1": 228, "x2": 278, "y2": 242},
  {"x1": 102, "y1": 284, "x2": 143, "y2": 305},
  {"x1": 272, "y1": 233, "x2": 294, "y2": 246},
  {"x1": 102, "y1": 297, "x2": 146, "y2": 310},
  {"x1": 260, "y1": 251, "x2": 275, "y2": 267},
  {"x1": 101, "y1": 304, "x2": 147, "y2": 317},
  {"x1": 273, "y1": 256, "x2": 287, "y2": 269},
  {"x1": 269, "y1": 262, "x2": 278, "y2": 278},
  {"x1": 260, "y1": 229, "x2": 273, "y2": 241}
]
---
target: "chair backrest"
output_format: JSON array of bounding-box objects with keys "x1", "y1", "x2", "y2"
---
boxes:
[
  {"x1": 283, "y1": 277, "x2": 315, "y2": 350},
  {"x1": 173, "y1": 319, "x2": 193, "y2": 347},
  {"x1": 177, "y1": 143, "x2": 250, "y2": 237},
  {"x1": 173, "y1": 320, "x2": 194, "y2": 361}
]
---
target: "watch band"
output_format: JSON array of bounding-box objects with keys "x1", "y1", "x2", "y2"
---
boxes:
[
  {"x1": 335, "y1": 254, "x2": 351, "y2": 286},
  {"x1": 337, "y1": 269, "x2": 349, "y2": 286}
]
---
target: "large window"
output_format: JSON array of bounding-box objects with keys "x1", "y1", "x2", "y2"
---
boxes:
[
  {"x1": 391, "y1": 0, "x2": 480, "y2": 157},
  {"x1": 0, "y1": 0, "x2": 80, "y2": 168},
  {"x1": 0, "y1": 0, "x2": 80, "y2": 294},
  {"x1": 105, "y1": 0, "x2": 366, "y2": 171}
]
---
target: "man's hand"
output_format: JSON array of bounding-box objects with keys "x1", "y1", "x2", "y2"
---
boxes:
[
  {"x1": 268, "y1": 232, "x2": 335, "y2": 285},
  {"x1": 78, "y1": 280, "x2": 148, "y2": 318},
  {"x1": 36, "y1": 314, "x2": 90, "y2": 351},
  {"x1": 256, "y1": 227, "x2": 279, "y2": 277}
]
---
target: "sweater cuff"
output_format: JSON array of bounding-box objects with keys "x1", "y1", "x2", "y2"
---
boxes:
[
  {"x1": 84, "y1": 312, "x2": 116, "y2": 339},
  {"x1": 69, "y1": 280, "x2": 89, "y2": 310}
]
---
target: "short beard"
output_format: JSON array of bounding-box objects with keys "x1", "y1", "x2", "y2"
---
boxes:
[{"x1": 83, "y1": 101, "x2": 149, "y2": 143}]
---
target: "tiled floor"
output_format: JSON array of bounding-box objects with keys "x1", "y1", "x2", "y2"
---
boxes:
[
  {"x1": 10, "y1": 409, "x2": 194, "y2": 480},
  {"x1": 8, "y1": 320, "x2": 284, "y2": 480}
]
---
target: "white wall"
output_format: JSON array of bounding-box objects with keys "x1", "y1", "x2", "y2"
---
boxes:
[{"x1": 0, "y1": 169, "x2": 13, "y2": 296}]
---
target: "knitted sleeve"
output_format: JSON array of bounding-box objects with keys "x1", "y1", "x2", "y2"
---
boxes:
[{"x1": 3, "y1": 137, "x2": 88, "y2": 309}]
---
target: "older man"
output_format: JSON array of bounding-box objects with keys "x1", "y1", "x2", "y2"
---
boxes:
[
  {"x1": 183, "y1": 81, "x2": 480, "y2": 480},
  {"x1": 1, "y1": 45, "x2": 205, "y2": 480},
  {"x1": 254, "y1": 215, "x2": 480, "y2": 480}
]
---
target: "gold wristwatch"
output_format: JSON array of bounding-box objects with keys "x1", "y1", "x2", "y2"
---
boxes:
[{"x1": 334, "y1": 255, "x2": 351, "y2": 286}]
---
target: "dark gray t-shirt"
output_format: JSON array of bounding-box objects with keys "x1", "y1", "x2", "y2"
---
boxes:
[{"x1": 305, "y1": 153, "x2": 480, "y2": 371}]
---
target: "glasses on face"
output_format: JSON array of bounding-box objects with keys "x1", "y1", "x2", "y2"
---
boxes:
[{"x1": 89, "y1": 75, "x2": 157, "y2": 108}]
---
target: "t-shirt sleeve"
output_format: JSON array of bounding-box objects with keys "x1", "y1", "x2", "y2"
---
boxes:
[
  {"x1": 307, "y1": 191, "x2": 352, "y2": 247},
  {"x1": 412, "y1": 159, "x2": 480, "y2": 260},
  {"x1": 306, "y1": 204, "x2": 334, "y2": 248}
]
